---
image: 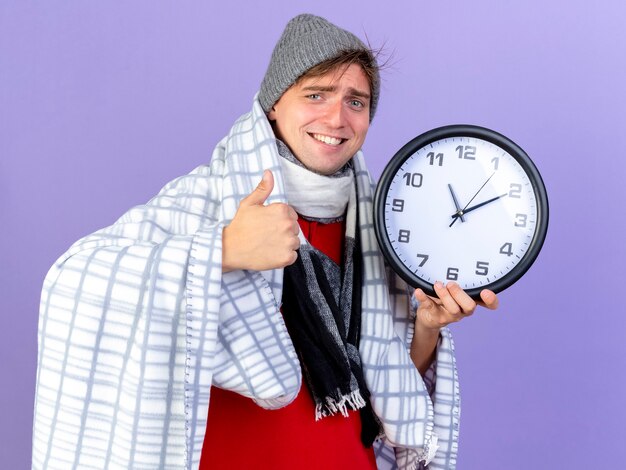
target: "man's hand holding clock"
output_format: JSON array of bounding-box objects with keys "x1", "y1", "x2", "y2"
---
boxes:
[
  {"x1": 410, "y1": 282, "x2": 499, "y2": 375},
  {"x1": 373, "y1": 125, "x2": 549, "y2": 375}
]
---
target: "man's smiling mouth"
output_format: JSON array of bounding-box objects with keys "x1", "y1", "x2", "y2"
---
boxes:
[{"x1": 310, "y1": 133, "x2": 346, "y2": 146}]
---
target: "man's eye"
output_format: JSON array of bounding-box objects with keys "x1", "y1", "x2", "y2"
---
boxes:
[
  {"x1": 307, "y1": 94, "x2": 321, "y2": 100},
  {"x1": 350, "y1": 99, "x2": 364, "y2": 108}
]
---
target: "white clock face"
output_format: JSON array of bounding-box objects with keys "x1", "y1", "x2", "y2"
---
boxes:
[{"x1": 383, "y1": 136, "x2": 539, "y2": 291}]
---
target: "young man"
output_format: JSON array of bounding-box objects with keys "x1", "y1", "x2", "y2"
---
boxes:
[{"x1": 33, "y1": 14, "x2": 498, "y2": 470}]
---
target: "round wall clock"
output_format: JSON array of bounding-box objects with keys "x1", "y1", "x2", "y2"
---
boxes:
[{"x1": 373, "y1": 125, "x2": 549, "y2": 299}]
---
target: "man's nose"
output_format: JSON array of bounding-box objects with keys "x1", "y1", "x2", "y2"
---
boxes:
[{"x1": 323, "y1": 99, "x2": 346, "y2": 128}]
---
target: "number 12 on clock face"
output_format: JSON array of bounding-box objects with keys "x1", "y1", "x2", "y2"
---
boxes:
[{"x1": 374, "y1": 125, "x2": 548, "y2": 299}]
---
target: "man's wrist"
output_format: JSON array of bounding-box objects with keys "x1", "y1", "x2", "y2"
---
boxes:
[
  {"x1": 221, "y1": 225, "x2": 237, "y2": 273},
  {"x1": 414, "y1": 313, "x2": 444, "y2": 336},
  {"x1": 410, "y1": 321, "x2": 441, "y2": 375}
]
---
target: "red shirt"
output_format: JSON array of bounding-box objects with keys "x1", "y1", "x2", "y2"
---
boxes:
[{"x1": 200, "y1": 218, "x2": 377, "y2": 470}]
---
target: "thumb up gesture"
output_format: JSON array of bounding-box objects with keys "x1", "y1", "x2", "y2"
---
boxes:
[{"x1": 222, "y1": 170, "x2": 301, "y2": 272}]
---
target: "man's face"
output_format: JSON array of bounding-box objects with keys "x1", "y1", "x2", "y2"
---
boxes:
[{"x1": 268, "y1": 63, "x2": 371, "y2": 176}]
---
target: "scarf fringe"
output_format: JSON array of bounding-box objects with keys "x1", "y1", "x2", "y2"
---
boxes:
[{"x1": 314, "y1": 389, "x2": 367, "y2": 420}]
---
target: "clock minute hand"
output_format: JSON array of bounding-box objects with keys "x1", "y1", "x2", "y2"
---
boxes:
[
  {"x1": 449, "y1": 172, "x2": 496, "y2": 227},
  {"x1": 450, "y1": 193, "x2": 508, "y2": 220}
]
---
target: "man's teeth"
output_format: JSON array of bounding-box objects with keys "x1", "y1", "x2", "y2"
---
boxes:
[{"x1": 312, "y1": 134, "x2": 343, "y2": 146}]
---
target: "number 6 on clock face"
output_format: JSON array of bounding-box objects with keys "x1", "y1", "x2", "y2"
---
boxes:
[{"x1": 373, "y1": 125, "x2": 549, "y2": 299}]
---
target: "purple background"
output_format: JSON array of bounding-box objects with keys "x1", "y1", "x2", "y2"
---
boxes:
[{"x1": 2, "y1": 1, "x2": 625, "y2": 468}]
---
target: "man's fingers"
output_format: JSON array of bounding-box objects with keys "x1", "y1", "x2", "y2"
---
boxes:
[
  {"x1": 287, "y1": 205, "x2": 298, "y2": 221},
  {"x1": 289, "y1": 235, "x2": 301, "y2": 250},
  {"x1": 446, "y1": 282, "x2": 477, "y2": 314},
  {"x1": 285, "y1": 250, "x2": 298, "y2": 266},
  {"x1": 478, "y1": 289, "x2": 499, "y2": 310},
  {"x1": 414, "y1": 288, "x2": 435, "y2": 309},
  {"x1": 242, "y1": 170, "x2": 274, "y2": 206},
  {"x1": 432, "y1": 281, "x2": 463, "y2": 315},
  {"x1": 433, "y1": 281, "x2": 478, "y2": 316},
  {"x1": 414, "y1": 283, "x2": 499, "y2": 331}
]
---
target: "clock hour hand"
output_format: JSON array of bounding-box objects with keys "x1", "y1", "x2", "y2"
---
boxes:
[
  {"x1": 449, "y1": 193, "x2": 508, "y2": 225},
  {"x1": 447, "y1": 184, "x2": 465, "y2": 222}
]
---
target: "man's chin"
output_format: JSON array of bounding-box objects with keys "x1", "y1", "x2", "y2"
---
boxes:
[{"x1": 309, "y1": 161, "x2": 350, "y2": 176}]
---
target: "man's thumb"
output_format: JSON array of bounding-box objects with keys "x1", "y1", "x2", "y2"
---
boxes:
[{"x1": 243, "y1": 170, "x2": 274, "y2": 206}]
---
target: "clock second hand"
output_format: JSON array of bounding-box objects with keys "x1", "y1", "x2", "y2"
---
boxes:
[{"x1": 449, "y1": 172, "x2": 496, "y2": 228}]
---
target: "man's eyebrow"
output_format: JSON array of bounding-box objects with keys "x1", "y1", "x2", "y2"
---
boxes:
[
  {"x1": 348, "y1": 88, "x2": 371, "y2": 100},
  {"x1": 301, "y1": 85, "x2": 371, "y2": 100},
  {"x1": 301, "y1": 85, "x2": 335, "y2": 93}
]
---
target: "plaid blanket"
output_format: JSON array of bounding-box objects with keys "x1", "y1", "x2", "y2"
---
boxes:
[{"x1": 33, "y1": 97, "x2": 460, "y2": 470}]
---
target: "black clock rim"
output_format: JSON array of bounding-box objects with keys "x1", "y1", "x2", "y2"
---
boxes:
[{"x1": 373, "y1": 124, "x2": 549, "y2": 299}]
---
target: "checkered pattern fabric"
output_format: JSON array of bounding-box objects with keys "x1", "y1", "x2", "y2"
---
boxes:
[{"x1": 32, "y1": 97, "x2": 460, "y2": 469}]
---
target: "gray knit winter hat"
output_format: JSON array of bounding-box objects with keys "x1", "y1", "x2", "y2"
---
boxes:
[{"x1": 259, "y1": 14, "x2": 380, "y2": 121}]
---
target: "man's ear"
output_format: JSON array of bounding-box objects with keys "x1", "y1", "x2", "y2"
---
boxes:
[{"x1": 267, "y1": 106, "x2": 277, "y2": 121}]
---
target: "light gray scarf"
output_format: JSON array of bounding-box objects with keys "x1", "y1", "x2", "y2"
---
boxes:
[{"x1": 276, "y1": 139, "x2": 354, "y2": 221}]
